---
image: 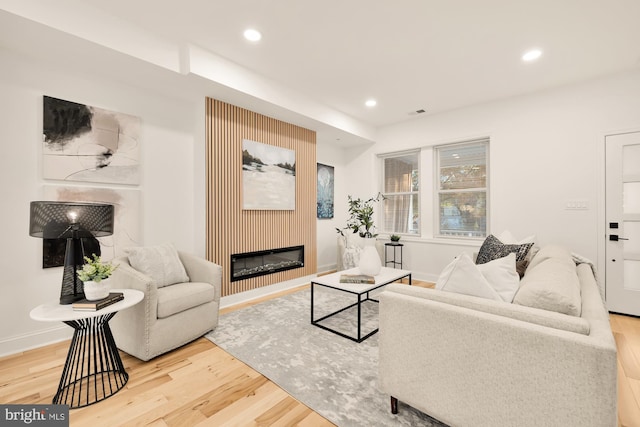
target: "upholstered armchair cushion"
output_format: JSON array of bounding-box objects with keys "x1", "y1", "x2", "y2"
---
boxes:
[{"x1": 157, "y1": 282, "x2": 216, "y2": 319}]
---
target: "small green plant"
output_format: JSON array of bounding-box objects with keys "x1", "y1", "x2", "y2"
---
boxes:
[
  {"x1": 77, "y1": 254, "x2": 117, "y2": 282},
  {"x1": 337, "y1": 193, "x2": 384, "y2": 238},
  {"x1": 390, "y1": 234, "x2": 401, "y2": 242}
]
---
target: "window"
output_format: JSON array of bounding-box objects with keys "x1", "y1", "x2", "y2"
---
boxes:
[
  {"x1": 436, "y1": 139, "x2": 488, "y2": 238},
  {"x1": 380, "y1": 151, "x2": 420, "y2": 235}
]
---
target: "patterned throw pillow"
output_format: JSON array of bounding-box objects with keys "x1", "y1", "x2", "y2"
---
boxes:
[{"x1": 476, "y1": 234, "x2": 534, "y2": 265}]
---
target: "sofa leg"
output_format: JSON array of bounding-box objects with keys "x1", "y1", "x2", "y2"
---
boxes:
[{"x1": 391, "y1": 396, "x2": 398, "y2": 414}]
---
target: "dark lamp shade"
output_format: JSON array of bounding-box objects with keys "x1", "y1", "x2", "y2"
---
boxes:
[{"x1": 29, "y1": 201, "x2": 114, "y2": 239}]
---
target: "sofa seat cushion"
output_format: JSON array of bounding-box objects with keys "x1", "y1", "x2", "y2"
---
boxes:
[
  {"x1": 513, "y1": 257, "x2": 581, "y2": 316},
  {"x1": 157, "y1": 282, "x2": 216, "y2": 319}
]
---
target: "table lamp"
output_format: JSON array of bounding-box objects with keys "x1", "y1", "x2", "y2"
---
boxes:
[{"x1": 29, "y1": 201, "x2": 115, "y2": 304}]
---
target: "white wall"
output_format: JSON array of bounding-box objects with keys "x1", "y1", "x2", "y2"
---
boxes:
[
  {"x1": 343, "y1": 70, "x2": 640, "y2": 282},
  {"x1": 316, "y1": 141, "x2": 352, "y2": 272},
  {"x1": 0, "y1": 48, "x2": 204, "y2": 356},
  {"x1": 4, "y1": 34, "x2": 639, "y2": 356}
]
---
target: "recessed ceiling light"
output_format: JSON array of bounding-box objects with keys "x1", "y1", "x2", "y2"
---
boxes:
[
  {"x1": 244, "y1": 28, "x2": 262, "y2": 42},
  {"x1": 365, "y1": 99, "x2": 377, "y2": 107},
  {"x1": 522, "y1": 49, "x2": 542, "y2": 62}
]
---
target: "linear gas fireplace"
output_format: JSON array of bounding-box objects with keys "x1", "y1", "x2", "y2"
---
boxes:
[{"x1": 231, "y1": 245, "x2": 304, "y2": 282}]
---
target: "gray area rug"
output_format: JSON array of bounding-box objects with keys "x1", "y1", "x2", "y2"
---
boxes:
[{"x1": 206, "y1": 288, "x2": 446, "y2": 426}]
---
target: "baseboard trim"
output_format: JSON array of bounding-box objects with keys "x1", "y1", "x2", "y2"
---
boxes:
[
  {"x1": 220, "y1": 274, "x2": 317, "y2": 309},
  {"x1": 0, "y1": 325, "x2": 73, "y2": 358}
]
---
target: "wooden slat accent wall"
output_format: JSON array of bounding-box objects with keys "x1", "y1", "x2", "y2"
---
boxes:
[{"x1": 205, "y1": 98, "x2": 317, "y2": 296}]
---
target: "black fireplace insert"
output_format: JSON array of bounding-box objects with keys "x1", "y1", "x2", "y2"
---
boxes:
[{"x1": 231, "y1": 245, "x2": 304, "y2": 282}]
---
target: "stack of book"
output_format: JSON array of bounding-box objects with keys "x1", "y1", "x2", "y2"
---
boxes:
[
  {"x1": 72, "y1": 292, "x2": 124, "y2": 311},
  {"x1": 339, "y1": 274, "x2": 375, "y2": 284}
]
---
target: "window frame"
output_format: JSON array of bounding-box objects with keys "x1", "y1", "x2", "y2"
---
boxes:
[
  {"x1": 379, "y1": 149, "x2": 421, "y2": 236},
  {"x1": 434, "y1": 138, "x2": 490, "y2": 239}
]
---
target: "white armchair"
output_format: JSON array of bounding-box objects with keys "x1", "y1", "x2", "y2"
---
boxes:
[{"x1": 109, "y1": 247, "x2": 222, "y2": 361}]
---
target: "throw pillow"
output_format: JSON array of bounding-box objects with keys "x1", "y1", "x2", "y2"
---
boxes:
[
  {"x1": 477, "y1": 253, "x2": 520, "y2": 303},
  {"x1": 476, "y1": 234, "x2": 534, "y2": 265},
  {"x1": 435, "y1": 253, "x2": 502, "y2": 301},
  {"x1": 498, "y1": 230, "x2": 536, "y2": 246},
  {"x1": 126, "y1": 243, "x2": 189, "y2": 288},
  {"x1": 497, "y1": 230, "x2": 539, "y2": 276}
]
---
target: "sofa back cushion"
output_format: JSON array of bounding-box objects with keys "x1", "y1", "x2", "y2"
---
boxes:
[
  {"x1": 384, "y1": 284, "x2": 590, "y2": 335},
  {"x1": 513, "y1": 247, "x2": 581, "y2": 316}
]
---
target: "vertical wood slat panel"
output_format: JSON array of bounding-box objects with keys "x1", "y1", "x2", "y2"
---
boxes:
[{"x1": 205, "y1": 98, "x2": 317, "y2": 297}]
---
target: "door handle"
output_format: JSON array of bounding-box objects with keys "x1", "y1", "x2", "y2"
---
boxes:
[{"x1": 609, "y1": 235, "x2": 629, "y2": 241}]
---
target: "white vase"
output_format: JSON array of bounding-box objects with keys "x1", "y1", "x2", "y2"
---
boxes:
[
  {"x1": 83, "y1": 279, "x2": 110, "y2": 301},
  {"x1": 359, "y1": 238, "x2": 381, "y2": 276}
]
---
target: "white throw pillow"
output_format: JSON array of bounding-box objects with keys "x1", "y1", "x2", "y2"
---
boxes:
[
  {"x1": 435, "y1": 253, "x2": 502, "y2": 301},
  {"x1": 477, "y1": 253, "x2": 520, "y2": 303},
  {"x1": 126, "y1": 243, "x2": 189, "y2": 288},
  {"x1": 498, "y1": 230, "x2": 536, "y2": 245}
]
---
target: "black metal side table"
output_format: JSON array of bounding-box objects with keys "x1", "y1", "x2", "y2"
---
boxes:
[
  {"x1": 30, "y1": 289, "x2": 143, "y2": 408},
  {"x1": 384, "y1": 243, "x2": 404, "y2": 269}
]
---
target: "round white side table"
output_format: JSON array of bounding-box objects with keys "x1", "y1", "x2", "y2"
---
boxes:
[{"x1": 30, "y1": 289, "x2": 143, "y2": 409}]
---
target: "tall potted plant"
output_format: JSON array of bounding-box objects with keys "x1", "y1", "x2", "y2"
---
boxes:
[
  {"x1": 338, "y1": 193, "x2": 383, "y2": 238},
  {"x1": 337, "y1": 193, "x2": 383, "y2": 274}
]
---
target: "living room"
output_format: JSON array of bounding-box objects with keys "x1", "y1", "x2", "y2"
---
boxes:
[{"x1": 1, "y1": 1, "x2": 640, "y2": 426}]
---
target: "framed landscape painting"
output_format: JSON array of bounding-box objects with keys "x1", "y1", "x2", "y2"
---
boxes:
[
  {"x1": 317, "y1": 163, "x2": 334, "y2": 218},
  {"x1": 242, "y1": 139, "x2": 295, "y2": 210},
  {"x1": 42, "y1": 96, "x2": 141, "y2": 185}
]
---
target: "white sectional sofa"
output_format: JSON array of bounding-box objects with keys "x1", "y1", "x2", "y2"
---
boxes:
[{"x1": 378, "y1": 245, "x2": 617, "y2": 427}]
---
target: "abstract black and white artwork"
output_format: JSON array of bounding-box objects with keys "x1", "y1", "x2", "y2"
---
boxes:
[
  {"x1": 43, "y1": 185, "x2": 142, "y2": 265},
  {"x1": 242, "y1": 139, "x2": 295, "y2": 210},
  {"x1": 317, "y1": 163, "x2": 334, "y2": 219},
  {"x1": 42, "y1": 96, "x2": 141, "y2": 185}
]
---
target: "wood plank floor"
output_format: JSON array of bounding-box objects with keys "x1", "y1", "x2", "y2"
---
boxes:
[{"x1": 1, "y1": 283, "x2": 640, "y2": 426}]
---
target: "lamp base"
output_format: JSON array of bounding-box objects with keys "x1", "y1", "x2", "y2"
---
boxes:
[
  {"x1": 59, "y1": 238, "x2": 89, "y2": 305},
  {"x1": 60, "y1": 263, "x2": 85, "y2": 304}
]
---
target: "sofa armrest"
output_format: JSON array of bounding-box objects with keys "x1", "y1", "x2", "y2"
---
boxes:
[
  {"x1": 378, "y1": 291, "x2": 617, "y2": 427},
  {"x1": 178, "y1": 251, "x2": 222, "y2": 301}
]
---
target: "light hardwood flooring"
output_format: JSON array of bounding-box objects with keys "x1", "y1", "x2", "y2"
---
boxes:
[
  {"x1": 610, "y1": 313, "x2": 640, "y2": 427},
  {"x1": 1, "y1": 282, "x2": 639, "y2": 426}
]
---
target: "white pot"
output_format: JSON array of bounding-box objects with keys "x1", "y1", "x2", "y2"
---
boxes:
[
  {"x1": 359, "y1": 239, "x2": 381, "y2": 276},
  {"x1": 83, "y1": 279, "x2": 110, "y2": 301}
]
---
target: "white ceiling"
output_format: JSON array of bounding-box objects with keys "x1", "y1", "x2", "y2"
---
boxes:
[
  {"x1": 2, "y1": 0, "x2": 640, "y2": 142},
  {"x1": 81, "y1": 0, "x2": 640, "y2": 127}
]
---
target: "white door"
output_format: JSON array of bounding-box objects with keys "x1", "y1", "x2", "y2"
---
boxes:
[{"x1": 606, "y1": 131, "x2": 640, "y2": 315}]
